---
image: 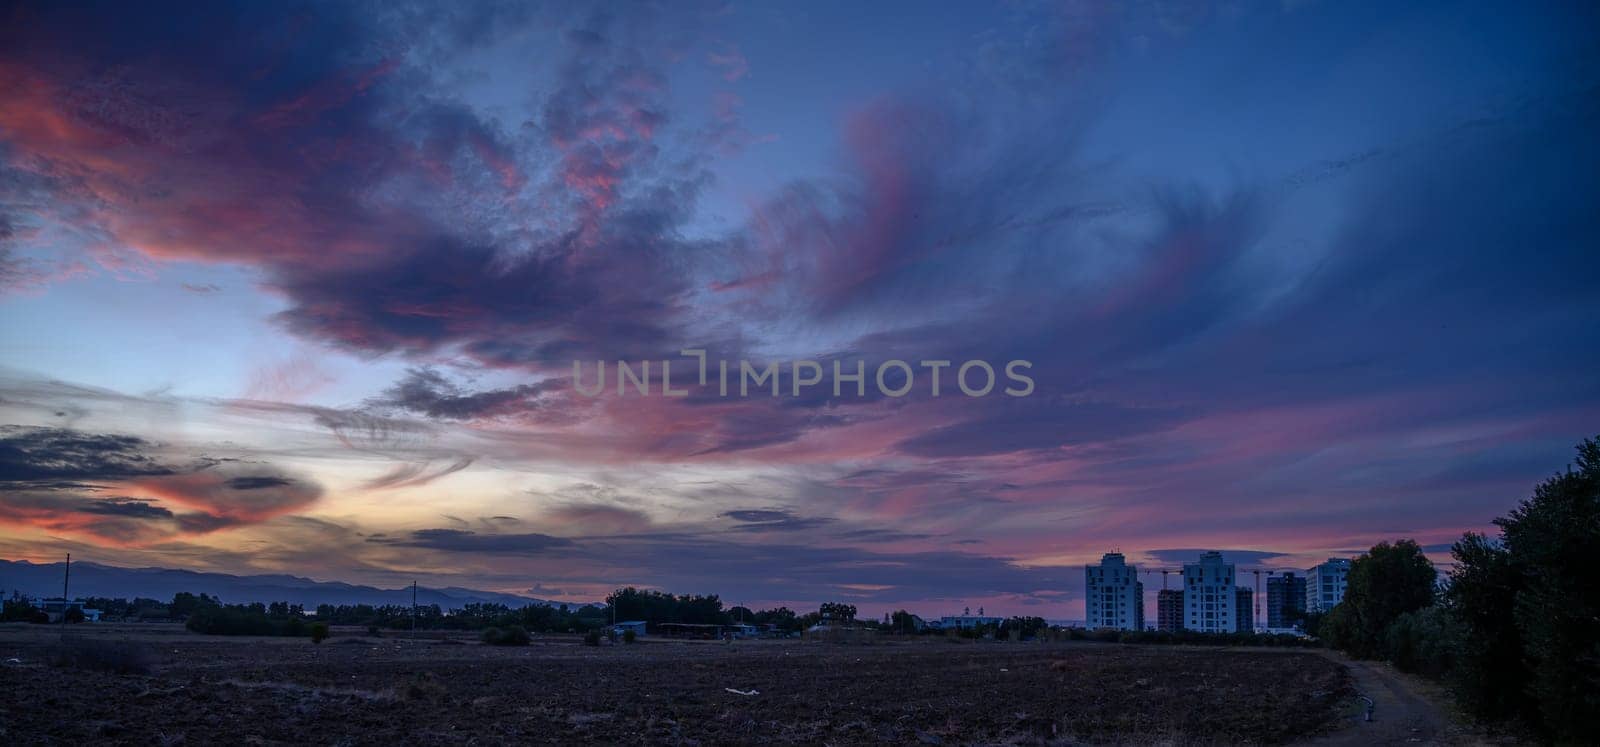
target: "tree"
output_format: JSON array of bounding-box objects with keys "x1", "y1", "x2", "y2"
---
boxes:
[
  {"x1": 819, "y1": 602, "x2": 856, "y2": 622},
  {"x1": 890, "y1": 609, "x2": 918, "y2": 634},
  {"x1": 1334, "y1": 539, "x2": 1437, "y2": 658},
  {"x1": 1, "y1": 595, "x2": 47, "y2": 623},
  {"x1": 1443, "y1": 532, "x2": 1528, "y2": 723},
  {"x1": 1501, "y1": 438, "x2": 1600, "y2": 742}
]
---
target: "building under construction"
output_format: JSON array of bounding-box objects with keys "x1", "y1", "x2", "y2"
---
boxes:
[{"x1": 1156, "y1": 589, "x2": 1183, "y2": 632}]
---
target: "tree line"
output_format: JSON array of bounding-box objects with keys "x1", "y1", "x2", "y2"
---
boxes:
[{"x1": 1311, "y1": 436, "x2": 1598, "y2": 743}]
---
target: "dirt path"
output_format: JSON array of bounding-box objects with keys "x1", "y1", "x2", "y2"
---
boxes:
[{"x1": 1304, "y1": 652, "x2": 1460, "y2": 745}]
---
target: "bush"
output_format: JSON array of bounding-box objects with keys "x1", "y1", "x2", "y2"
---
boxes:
[
  {"x1": 185, "y1": 605, "x2": 315, "y2": 637},
  {"x1": 63, "y1": 606, "x2": 86, "y2": 624},
  {"x1": 1, "y1": 598, "x2": 49, "y2": 624},
  {"x1": 583, "y1": 630, "x2": 601, "y2": 646},
  {"x1": 48, "y1": 636, "x2": 153, "y2": 675},
  {"x1": 1383, "y1": 608, "x2": 1457, "y2": 677},
  {"x1": 366, "y1": 625, "x2": 381, "y2": 637},
  {"x1": 622, "y1": 629, "x2": 637, "y2": 644},
  {"x1": 310, "y1": 622, "x2": 330, "y2": 644},
  {"x1": 481, "y1": 625, "x2": 530, "y2": 646}
]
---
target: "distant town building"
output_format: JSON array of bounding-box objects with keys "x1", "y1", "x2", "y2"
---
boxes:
[
  {"x1": 1183, "y1": 551, "x2": 1238, "y2": 633},
  {"x1": 1085, "y1": 552, "x2": 1144, "y2": 631},
  {"x1": 1266, "y1": 572, "x2": 1307, "y2": 628},
  {"x1": 38, "y1": 598, "x2": 101, "y2": 623},
  {"x1": 1235, "y1": 586, "x2": 1253, "y2": 632},
  {"x1": 935, "y1": 615, "x2": 1005, "y2": 630},
  {"x1": 1156, "y1": 589, "x2": 1184, "y2": 632},
  {"x1": 1306, "y1": 558, "x2": 1352, "y2": 612},
  {"x1": 610, "y1": 620, "x2": 647, "y2": 637}
]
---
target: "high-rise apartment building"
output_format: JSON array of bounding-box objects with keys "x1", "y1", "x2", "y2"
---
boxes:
[
  {"x1": 1266, "y1": 572, "x2": 1307, "y2": 629},
  {"x1": 1183, "y1": 551, "x2": 1237, "y2": 633},
  {"x1": 1157, "y1": 589, "x2": 1184, "y2": 632},
  {"x1": 1235, "y1": 586, "x2": 1253, "y2": 632},
  {"x1": 1307, "y1": 558, "x2": 1351, "y2": 612},
  {"x1": 1085, "y1": 552, "x2": 1144, "y2": 631}
]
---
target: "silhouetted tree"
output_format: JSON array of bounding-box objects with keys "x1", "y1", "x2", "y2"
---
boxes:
[
  {"x1": 1448, "y1": 437, "x2": 1600, "y2": 741},
  {"x1": 1325, "y1": 539, "x2": 1436, "y2": 658},
  {"x1": 819, "y1": 602, "x2": 856, "y2": 622}
]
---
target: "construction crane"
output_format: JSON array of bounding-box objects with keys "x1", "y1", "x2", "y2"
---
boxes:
[{"x1": 1139, "y1": 567, "x2": 1183, "y2": 590}]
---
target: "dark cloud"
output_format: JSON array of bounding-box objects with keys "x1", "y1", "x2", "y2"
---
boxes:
[
  {"x1": 366, "y1": 367, "x2": 570, "y2": 422},
  {"x1": 224, "y1": 476, "x2": 294, "y2": 491},
  {"x1": 0, "y1": 426, "x2": 174, "y2": 486},
  {"x1": 77, "y1": 498, "x2": 173, "y2": 520},
  {"x1": 1141, "y1": 549, "x2": 1301, "y2": 569},
  {"x1": 0, "y1": 426, "x2": 320, "y2": 542},
  {"x1": 721, "y1": 508, "x2": 836, "y2": 532},
  {"x1": 377, "y1": 528, "x2": 573, "y2": 556}
]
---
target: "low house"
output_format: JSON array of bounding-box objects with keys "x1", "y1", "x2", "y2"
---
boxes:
[
  {"x1": 937, "y1": 615, "x2": 1004, "y2": 630},
  {"x1": 38, "y1": 598, "x2": 102, "y2": 623},
  {"x1": 611, "y1": 620, "x2": 647, "y2": 637}
]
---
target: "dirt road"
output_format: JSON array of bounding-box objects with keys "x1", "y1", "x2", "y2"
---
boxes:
[{"x1": 1305, "y1": 652, "x2": 1463, "y2": 746}]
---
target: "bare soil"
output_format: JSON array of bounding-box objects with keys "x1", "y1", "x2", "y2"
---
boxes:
[{"x1": 0, "y1": 623, "x2": 1353, "y2": 745}]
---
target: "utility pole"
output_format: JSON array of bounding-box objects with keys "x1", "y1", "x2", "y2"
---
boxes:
[
  {"x1": 411, "y1": 580, "x2": 418, "y2": 634},
  {"x1": 61, "y1": 552, "x2": 71, "y2": 624}
]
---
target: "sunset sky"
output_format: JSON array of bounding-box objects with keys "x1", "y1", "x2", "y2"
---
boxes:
[{"x1": 2, "y1": 0, "x2": 1597, "y2": 619}]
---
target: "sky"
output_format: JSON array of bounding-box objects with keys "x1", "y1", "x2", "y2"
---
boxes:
[{"x1": 1, "y1": 0, "x2": 1597, "y2": 620}]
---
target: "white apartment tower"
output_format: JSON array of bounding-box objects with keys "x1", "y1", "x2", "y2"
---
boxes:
[
  {"x1": 1306, "y1": 558, "x2": 1352, "y2": 612},
  {"x1": 1085, "y1": 552, "x2": 1144, "y2": 631},
  {"x1": 1183, "y1": 551, "x2": 1238, "y2": 633}
]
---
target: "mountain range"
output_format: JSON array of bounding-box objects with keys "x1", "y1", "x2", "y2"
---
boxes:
[{"x1": 0, "y1": 559, "x2": 557, "y2": 610}]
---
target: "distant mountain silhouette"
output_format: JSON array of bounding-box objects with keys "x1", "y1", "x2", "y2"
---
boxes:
[{"x1": 0, "y1": 558, "x2": 557, "y2": 609}]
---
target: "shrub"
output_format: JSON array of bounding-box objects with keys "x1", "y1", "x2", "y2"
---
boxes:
[
  {"x1": 622, "y1": 629, "x2": 637, "y2": 644},
  {"x1": 310, "y1": 622, "x2": 330, "y2": 644},
  {"x1": 366, "y1": 625, "x2": 381, "y2": 637},
  {"x1": 63, "y1": 606, "x2": 86, "y2": 624},
  {"x1": 583, "y1": 630, "x2": 601, "y2": 646},
  {"x1": 48, "y1": 636, "x2": 153, "y2": 675},
  {"x1": 1, "y1": 598, "x2": 49, "y2": 624},
  {"x1": 1383, "y1": 608, "x2": 1457, "y2": 677},
  {"x1": 481, "y1": 625, "x2": 530, "y2": 646}
]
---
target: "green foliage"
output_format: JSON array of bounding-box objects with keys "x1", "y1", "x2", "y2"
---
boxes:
[
  {"x1": 185, "y1": 601, "x2": 310, "y2": 637},
  {"x1": 481, "y1": 625, "x2": 531, "y2": 646},
  {"x1": 1382, "y1": 607, "x2": 1456, "y2": 677},
  {"x1": 1446, "y1": 437, "x2": 1600, "y2": 742},
  {"x1": 1334, "y1": 539, "x2": 1437, "y2": 658},
  {"x1": 622, "y1": 628, "x2": 637, "y2": 644},
  {"x1": 819, "y1": 602, "x2": 857, "y2": 622},
  {"x1": 63, "y1": 606, "x2": 85, "y2": 623},
  {"x1": 1, "y1": 595, "x2": 47, "y2": 623},
  {"x1": 310, "y1": 621, "x2": 330, "y2": 644},
  {"x1": 1316, "y1": 603, "x2": 1357, "y2": 650},
  {"x1": 583, "y1": 630, "x2": 601, "y2": 646},
  {"x1": 1444, "y1": 532, "x2": 1529, "y2": 723},
  {"x1": 168, "y1": 591, "x2": 220, "y2": 620},
  {"x1": 606, "y1": 587, "x2": 727, "y2": 626}
]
